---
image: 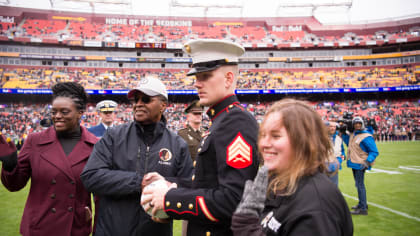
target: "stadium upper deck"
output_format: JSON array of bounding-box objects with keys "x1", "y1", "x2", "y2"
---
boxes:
[{"x1": 0, "y1": 7, "x2": 419, "y2": 49}]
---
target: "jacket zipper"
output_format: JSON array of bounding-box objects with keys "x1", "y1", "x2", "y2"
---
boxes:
[
  {"x1": 145, "y1": 145, "x2": 150, "y2": 173},
  {"x1": 136, "y1": 145, "x2": 141, "y2": 174}
]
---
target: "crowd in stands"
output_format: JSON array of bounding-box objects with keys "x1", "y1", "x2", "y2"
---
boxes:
[
  {"x1": 1, "y1": 17, "x2": 419, "y2": 46},
  {"x1": 1, "y1": 99, "x2": 418, "y2": 147},
  {"x1": 2, "y1": 66, "x2": 419, "y2": 90}
]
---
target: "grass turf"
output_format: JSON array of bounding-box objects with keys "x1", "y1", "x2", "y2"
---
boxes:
[{"x1": 1, "y1": 141, "x2": 419, "y2": 235}]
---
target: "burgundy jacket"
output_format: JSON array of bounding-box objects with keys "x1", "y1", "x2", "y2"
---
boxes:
[{"x1": 1, "y1": 126, "x2": 98, "y2": 236}]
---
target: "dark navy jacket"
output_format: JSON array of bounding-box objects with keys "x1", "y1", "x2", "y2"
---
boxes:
[{"x1": 81, "y1": 118, "x2": 193, "y2": 236}]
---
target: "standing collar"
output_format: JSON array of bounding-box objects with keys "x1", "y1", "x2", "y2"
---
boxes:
[{"x1": 206, "y1": 94, "x2": 239, "y2": 121}]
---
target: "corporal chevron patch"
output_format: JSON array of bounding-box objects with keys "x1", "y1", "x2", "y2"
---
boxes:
[{"x1": 226, "y1": 132, "x2": 252, "y2": 169}]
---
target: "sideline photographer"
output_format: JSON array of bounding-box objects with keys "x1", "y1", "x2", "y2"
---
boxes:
[{"x1": 341, "y1": 116, "x2": 379, "y2": 215}]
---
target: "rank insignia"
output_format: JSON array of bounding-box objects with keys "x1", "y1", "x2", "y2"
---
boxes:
[{"x1": 226, "y1": 132, "x2": 252, "y2": 169}]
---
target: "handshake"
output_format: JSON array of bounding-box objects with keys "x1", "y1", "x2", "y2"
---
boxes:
[{"x1": 140, "y1": 172, "x2": 177, "y2": 222}]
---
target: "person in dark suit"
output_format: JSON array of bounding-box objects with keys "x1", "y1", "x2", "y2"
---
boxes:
[
  {"x1": 141, "y1": 39, "x2": 260, "y2": 236},
  {"x1": 178, "y1": 100, "x2": 204, "y2": 162},
  {"x1": 88, "y1": 100, "x2": 118, "y2": 138},
  {"x1": 1, "y1": 82, "x2": 98, "y2": 236}
]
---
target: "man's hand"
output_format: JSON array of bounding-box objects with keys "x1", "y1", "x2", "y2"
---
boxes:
[
  {"x1": 361, "y1": 161, "x2": 371, "y2": 170},
  {"x1": 142, "y1": 172, "x2": 165, "y2": 190},
  {"x1": 141, "y1": 174, "x2": 177, "y2": 223}
]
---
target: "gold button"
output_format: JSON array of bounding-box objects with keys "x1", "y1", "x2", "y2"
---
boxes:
[
  {"x1": 206, "y1": 231, "x2": 211, "y2": 236},
  {"x1": 177, "y1": 202, "x2": 182, "y2": 208},
  {"x1": 229, "y1": 105, "x2": 233, "y2": 108},
  {"x1": 192, "y1": 175, "x2": 195, "y2": 181},
  {"x1": 166, "y1": 201, "x2": 170, "y2": 207},
  {"x1": 198, "y1": 148, "x2": 201, "y2": 152},
  {"x1": 193, "y1": 161, "x2": 196, "y2": 167},
  {"x1": 189, "y1": 203, "x2": 194, "y2": 210}
]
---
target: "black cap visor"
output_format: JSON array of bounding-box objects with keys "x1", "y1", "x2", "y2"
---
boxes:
[{"x1": 187, "y1": 59, "x2": 238, "y2": 76}]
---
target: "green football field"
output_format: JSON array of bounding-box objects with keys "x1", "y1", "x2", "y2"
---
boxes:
[{"x1": 1, "y1": 141, "x2": 419, "y2": 235}]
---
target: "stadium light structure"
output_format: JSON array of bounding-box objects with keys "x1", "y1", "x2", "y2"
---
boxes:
[
  {"x1": 276, "y1": 0, "x2": 353, "y2": 17},
  {"x1": 41, "y1": 0, "x2": 133, "y2": 14},
  {"x1": 170, "y1": 0, "x2": 244, "y2": 18},
  {"x1": 63, "y1": 0, "x2": 130, "y2": 4}
]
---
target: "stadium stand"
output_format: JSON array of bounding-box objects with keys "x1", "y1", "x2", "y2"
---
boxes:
[
  {"x1": 1, "y1": 99, "x2": 418, "y2": 144},
  {"x1": 0, "y1": 7, "x2": 419, "y2": 48},
  {"x1": 0, "y1": 6, "x2": 419, "y2": 146},
  {"x1": 1, "y1": 65, "x2": 418, "y2": 90}
]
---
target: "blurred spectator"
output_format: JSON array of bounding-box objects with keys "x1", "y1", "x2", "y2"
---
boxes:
[
  {"x1": 2, "y1": 66, "x2": 418, "y2": 90},
  {"x1": 1, "y1": 99, "x2": 418, "y2": 143}
]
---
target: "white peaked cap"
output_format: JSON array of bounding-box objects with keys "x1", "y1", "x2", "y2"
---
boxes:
[{"x1": 183, "y1": 39, "x2": 245, "y2": 75}]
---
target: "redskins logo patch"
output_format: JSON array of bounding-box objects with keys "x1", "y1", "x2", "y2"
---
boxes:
[
  {"x1": 226, "y1": 132, "x2": 252, "y2": 169},
  {"x1": 159, "y1": 148, "x2": 172, "y2": 161}
]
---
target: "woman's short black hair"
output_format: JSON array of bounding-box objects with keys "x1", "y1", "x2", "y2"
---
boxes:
[{"x1": 51, "y1": 82, "x2": 88, "y2": 111}]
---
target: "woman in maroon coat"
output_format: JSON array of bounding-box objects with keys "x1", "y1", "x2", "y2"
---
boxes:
[{"x1": 1, "y1": 82, "x2": 98, "y2": 236}]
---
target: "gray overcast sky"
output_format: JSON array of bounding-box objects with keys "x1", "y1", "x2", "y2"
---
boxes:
[{"x1": 1, "y1": 0, "x2": 420, "y2": 24}]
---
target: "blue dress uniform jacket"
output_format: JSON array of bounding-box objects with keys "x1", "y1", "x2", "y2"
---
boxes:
[
  {"x1": 1, "y1": 126, "x2": 98, "y2": 236},
  {"x1": 88, "y1": 123, "x2": 107, "y2": 138},
  {"x1": 164, "y1": 95, "x2": 260, "y2": 236},
  {"x1": 80, "y1": 118, "x2": 194, "y2": 236}
]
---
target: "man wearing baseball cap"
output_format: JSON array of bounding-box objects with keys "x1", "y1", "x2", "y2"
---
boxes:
[
  {"x1": 88, "y1": 100, "x2": 118, "y2": 138},
  {"x1": 142, "y1": 40, "x2": 260, "y2": 236},
  {"x1": 81, "y1": 76, "x2": 193, "y2": 236}
]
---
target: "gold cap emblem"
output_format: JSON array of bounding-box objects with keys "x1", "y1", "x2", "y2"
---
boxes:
[{"x1": 184, "y1": 45, "x2": 191, "y2": 54}]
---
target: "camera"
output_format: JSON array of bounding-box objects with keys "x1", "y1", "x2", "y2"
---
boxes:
[
  {"x1": 337, "y1": 112, "x2": 378, "y2": 134},
  {"x1": 337, "y1": 111, "x2": 354, "y2": 133},
  {"x1": 364, "y1": 117, "x2": 378, "y2": 131}
]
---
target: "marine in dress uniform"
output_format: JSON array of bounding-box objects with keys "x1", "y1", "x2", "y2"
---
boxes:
[
  {"x1": 142, "y1": 39, "x2": 260, "y2": 236},
  {"x1": 88, "y1": 100, "x2": 117, "y2": 138},
  {"x1": 178, "y1": 100, "x2": 204, "y2": 161}
]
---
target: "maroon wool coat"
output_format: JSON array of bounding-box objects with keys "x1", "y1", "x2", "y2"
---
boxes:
[{"x1": 1, "y1": 126, "x2": 98, "y2": 236}]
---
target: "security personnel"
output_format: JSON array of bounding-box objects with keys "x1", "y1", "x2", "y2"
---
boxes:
[
  {"x1": 178, "y1": 100, "x2": 204, "y2": 161},
  {"x1": 88, "y1": 100, "x2": 118, "y2": 137},
  {"x1": 141, "y1": 39, "x2": 260, "y2": 236}
]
